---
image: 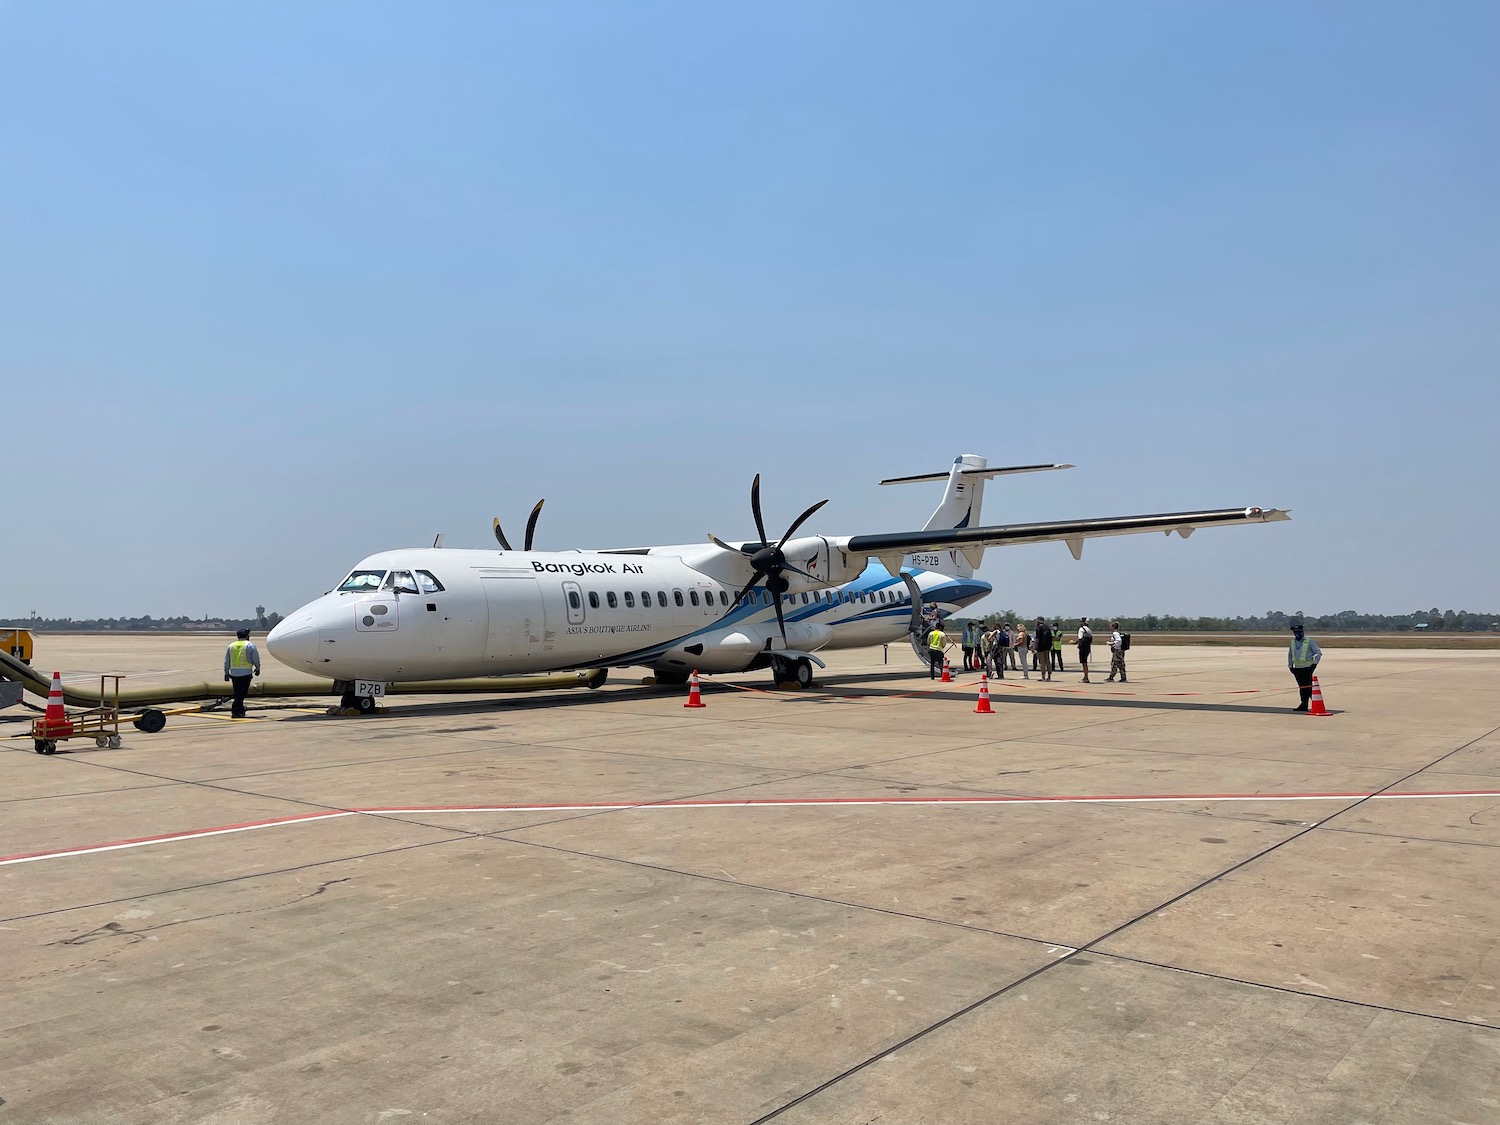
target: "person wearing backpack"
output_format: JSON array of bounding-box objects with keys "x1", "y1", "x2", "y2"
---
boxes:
[
  {"x1": 1106, "y1": 620, "x2": 1129, "y2": 683},
  {"x1": 1076, "y1": 618, "x2": 1094, "y2": 683},
  {"x1": 1034, "y1": 617, "x2": 1054, "y2": 681}
]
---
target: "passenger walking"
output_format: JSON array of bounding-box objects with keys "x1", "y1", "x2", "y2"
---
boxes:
[
  {"x1": 224, "y1": 627, "x2": 261, "y2": 719},
  {"x1": 1051, "y1": 622, "x2": 1065, "y2": 671},
  {"x1": 926, "y1": 620, "x2": 948, "y2": 680},
  {"x1": 1287, "y1": 619, "x2": 1322, "y2": 711},
  {"x1": 1105, "y1": 620, "x2": 1128, "y2": 683},
  {"x1": 985, "y1": 623, "x2": 1005, "y2": 678},
  {"x1": 1013, "y1": 622, "x2": 1030, "y2": 679},
  {"x1": 1034, "y1": 617, "x2": 1054, "y2": 681},
  {"x1": 1005, "y1": 624, "x2": 1021, "y2": 670},
  {"x1": 1076, "y1": 618, "x2": 1094, "y2": 683},
  {"x1": 961, "y1": 621, "x2": 978, "y2": 672}
]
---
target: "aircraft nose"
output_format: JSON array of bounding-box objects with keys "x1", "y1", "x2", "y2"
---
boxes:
[{"x1": 266, "y1": 613, "x2": 319, "y2": 669}]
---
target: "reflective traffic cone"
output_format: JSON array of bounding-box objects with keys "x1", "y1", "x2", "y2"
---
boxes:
[
  {"x1": 974, "y1": 674, "x2": 994, "y2": 714},
  {"x1": 44, "y1": 671, "x2": 73, "y2": 737},
  {"x1": 684, "y1": 670, "x2": 706, "y2": 708},
  {"x1": 1307, "y1": 676, "x2": 1329, "y2": 716},
  {"x1": 940, "y1": 659, "x2": 952, "y2": 683}
]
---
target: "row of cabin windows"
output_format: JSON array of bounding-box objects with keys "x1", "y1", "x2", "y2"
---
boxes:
[{"x1": 563, "y1": 586, "x2": 910, "y2": 612}]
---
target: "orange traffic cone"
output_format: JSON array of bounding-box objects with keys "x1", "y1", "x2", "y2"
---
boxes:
[
  {"x1": 1307, "y1": 676, "x2": 1330, "y2": 716},
  {"x1": 974, "y1": 674, "x2": 994, "y2": 714},
  {"x1": 940, "y1": 659, "x2": 952, "y2": 683},
  {"x1": 684, "y1": 670, "x2": 706, "y2": 708},
  {"x1": 43, "y1": 671, "x2": 73, "y2": 737}
]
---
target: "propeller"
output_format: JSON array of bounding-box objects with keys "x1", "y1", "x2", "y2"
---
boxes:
[
  {"x1": 708, "y1": 474, "x2": 828, "y2": 643},
  {"x1": 493, "y1": 500, "x2": 546, "y2": 551}
]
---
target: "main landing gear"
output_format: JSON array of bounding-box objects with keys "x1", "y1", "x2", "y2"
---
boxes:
[{"x1": 771, "y1": 655, "x2": 814, "y2": 689}]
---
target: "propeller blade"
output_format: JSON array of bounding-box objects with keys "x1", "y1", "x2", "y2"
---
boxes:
[
  {"x1": 779, "y1": 562, "x2": 819, "y2": 581},
  {"x1": 708, "y1": 533, "x2": 743, "y2": 553},
  {"x1": 777, "y1": 497, "x2": 829, "y2": 549},
  {"x1": 524, "y1": 500, "x2": 545, "y2": 552},
  {"x1": 492, "y1": 518, "x2": 512, "y2": 551},
  {"x1": 771, "y1": 592, "x2": 788, "y2": 644},
  {"x1": 729, "y1": 576, "x2": 761, "y2": 609},
  {"x1": 750, "y1": 474, "x2": 769, "y2": 547}
]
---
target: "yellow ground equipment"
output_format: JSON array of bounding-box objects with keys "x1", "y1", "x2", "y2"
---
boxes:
[
  {"x1": 1, "y1": 628, "x2": 33, "y2": 665},
  {"x1": 30, "y1": 675, "x2": 153, "y2": 755}
]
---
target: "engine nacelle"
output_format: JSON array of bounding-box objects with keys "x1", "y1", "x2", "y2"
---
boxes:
[{"x1": 777, "y1": 536, "x2": 867, "y2": 592}]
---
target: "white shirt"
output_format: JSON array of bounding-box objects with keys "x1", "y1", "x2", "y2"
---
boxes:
[{"x1": 1110, "y1": 629, "x2": 1122, "y2": 652}]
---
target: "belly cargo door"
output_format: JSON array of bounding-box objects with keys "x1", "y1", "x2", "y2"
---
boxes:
[{"x1": 481, "y1": 577, "x2": 546, "y2": 669}]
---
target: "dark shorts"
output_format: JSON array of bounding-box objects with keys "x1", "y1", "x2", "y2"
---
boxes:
[{"x1": 1078, "y1": 643, "x2": 1092, "y2": 661}]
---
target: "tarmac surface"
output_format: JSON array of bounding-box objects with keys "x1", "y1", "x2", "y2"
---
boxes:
[{"x1": 3, "y1": 636, "x2": 1499, "y2": 1124}]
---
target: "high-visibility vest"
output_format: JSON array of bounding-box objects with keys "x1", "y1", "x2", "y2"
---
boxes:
[
  {"x1": 228, "y1": 640, "x2": 254, "y2": 670},
  {"x1": 927, "y1": 629, "x2": 946, "y2": 651},
  {"x1": 1290, "y1": 638, "x2": 1317, "y2": 667},
  {"x1": 1051, "y1": 631, "x2": 1062, "y2": 651}
]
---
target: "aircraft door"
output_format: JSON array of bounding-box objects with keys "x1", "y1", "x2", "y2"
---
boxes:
[
  {"x1": 481, "y1": 577, "x2": 545, "y2": 669},
  {"x1": 561, "y1": 580, "x2": 586, "y2": 625}
]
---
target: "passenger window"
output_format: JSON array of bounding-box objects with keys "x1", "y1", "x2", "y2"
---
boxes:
[
  {"x1": 416, "y1": 570, "x2": 445, "y2": 593},
  {"x1": 607, "y1": 591, "x2": 618, "y2": 608},
  {"x1": 589, "y1": 592, "x2": 600, "y2": 609},
  {"x1": 801, "y1": 593, "x2": 809, "y2": 605},
  {"x1": 690, "y1": 590, "x2": 700, "y2": 606},
  {"x1": 658, "y1": 590, "x2": 668, "y2": 606},
  {"x1": 641, "y1": 591, "x2": 652, "y2": 607},
  {"x1": 719, "y1": 590, "x2": 729, "y2": 605},
  {"x1": 567, "y1": 591, "x2": 581, "y2": 610},
  {"x1": 674, "y1": 590, "x2": 684, "y2": 607},
  {"x1": 624, "y1": 591, "x2": 635, "y2": 608}
]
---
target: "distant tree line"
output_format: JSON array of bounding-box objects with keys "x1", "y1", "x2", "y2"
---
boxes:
[
  {"x1": 3, "y1": 609, "x2": 283, "y2": 632},
  {"x1": 953, "y1": 608, "x2": 1500, "y2": 633}
]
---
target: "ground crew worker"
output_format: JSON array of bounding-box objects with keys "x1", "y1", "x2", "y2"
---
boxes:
[
  {"x1": 926, "y1": 620, "x2": 948, "y2": 680},
  {"x1": 961, "y1": 621, "x2": 977, "y2": 671},
  {"x1": 1288, "y1": 620, "x2": 1322, "y2": 711},
  {"x1": 1051, "y1": 621, "x2": 1064, "y2": 672},
  {"x1": 224, "y1": 628, "x2": 261, "y2": 719}
]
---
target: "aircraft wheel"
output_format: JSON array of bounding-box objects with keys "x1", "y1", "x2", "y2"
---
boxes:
[
  {"x1": 794, "y1": 658, "x2": 814, "y2": 688},
  {"x1": 654, "y1": 669, "x2": 689, "y2": 688},
  {"x1": 357, "y1": 695, "x2": 378, "y2": 715},
  {"x1": 770, "y1": 656, "x2": 791, "y2": 686}
]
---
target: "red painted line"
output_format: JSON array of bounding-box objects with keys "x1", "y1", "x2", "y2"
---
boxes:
[
  {"x1": 8, "y1": 789, "x2": 1500, "y2": 869},
  {"x1": 0, "y1": 811, "x2": 352, "y2": 865}
]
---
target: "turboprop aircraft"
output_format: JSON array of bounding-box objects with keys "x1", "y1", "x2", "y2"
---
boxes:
[{"x1": 266, "y1": 456, "x2": 1288, "y2": 710}]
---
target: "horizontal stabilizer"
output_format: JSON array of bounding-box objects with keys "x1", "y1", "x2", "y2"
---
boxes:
[{"x1": 880, "y1": 463, "x2": 1074, "y2": 486}]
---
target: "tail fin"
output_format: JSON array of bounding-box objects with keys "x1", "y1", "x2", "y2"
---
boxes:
[{"x1": 880, "y1": 456, "x2": 1074, "y2": 577}]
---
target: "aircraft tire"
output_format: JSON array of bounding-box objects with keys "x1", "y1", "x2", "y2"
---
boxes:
[
  {"x1": 770, "y1": 656, "x2": 791, "y2": 686},
  {"x1": 654, "y1": 669, "x2": 689, "y2": 687},
  {"x1": 357, "y1": 695, "x2": 377, "y2": 715},
  {"x1": 794, "y1": 658, "x2": 814, "y2": 688}
]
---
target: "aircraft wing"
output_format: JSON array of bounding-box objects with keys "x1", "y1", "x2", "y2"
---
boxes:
[{"x1": 845, "y1": 506, "x2": 1289, "y2": 568}]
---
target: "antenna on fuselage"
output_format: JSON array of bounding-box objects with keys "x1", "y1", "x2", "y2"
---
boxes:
[{"x1": 432, "y1": 533, "x2": 444, "y2": 548}]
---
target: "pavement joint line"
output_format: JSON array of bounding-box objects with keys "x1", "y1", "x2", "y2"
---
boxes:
[
  {"x1": 8, "y1": 789, "x2": 1500, "y2": 868},
  {"x1": 745, "y1": 719, "x2": 1500, "y2": 1123},
  {"x1": 1092, "y1": 948, "x2": 1499, "y2": 1030}
]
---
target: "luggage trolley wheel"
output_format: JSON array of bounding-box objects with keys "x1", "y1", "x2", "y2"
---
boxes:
[
  {"x1": 34, "y1": 739, "x2": 57, "y2": 755},
  {"x1": 95, "y1": 735, "x2": 109, "y2": 748},
  {"x1": 109, "y1": 735, "x2": 122, "y2": 749}
]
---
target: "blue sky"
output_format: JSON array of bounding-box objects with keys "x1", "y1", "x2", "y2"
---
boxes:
[{"x1": 3, "y1": 2, "x2": 1496, "y2": 621}]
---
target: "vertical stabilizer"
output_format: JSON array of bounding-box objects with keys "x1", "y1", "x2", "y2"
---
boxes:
[{"x1": 907, "y1": 454, "x2": 988, "y2": 577}]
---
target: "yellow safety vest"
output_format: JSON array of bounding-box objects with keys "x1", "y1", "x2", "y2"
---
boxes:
[
  {"x1": 1290, "y1": 638, "x2": 1317, "y2": 667},
  {"x1": 228, "y1": 640, "x2": 254, "y2": 670},
  {"x1": 927, "y1": 629, "x2": 946, "y2": 651}
]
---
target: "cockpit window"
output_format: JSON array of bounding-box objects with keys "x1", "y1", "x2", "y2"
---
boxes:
[
  {"x1": 415, "y1": 570, "x2": 445, "y2": 594},
  {"x1": 382, "y1": 570, "x2": 419, "y2": 594},
  {"x1": 338, "y1": 570, "x2": 387, "y2": 592}
]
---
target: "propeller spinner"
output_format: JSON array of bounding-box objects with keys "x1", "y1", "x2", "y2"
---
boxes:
[{"x1": 709, "y1": 474, "x2": 828, "y2": 643}]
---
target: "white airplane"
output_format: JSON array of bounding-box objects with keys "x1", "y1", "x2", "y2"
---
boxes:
[{"x1": 266, "y1": 455, "x2": 1288, "y2": 710}]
